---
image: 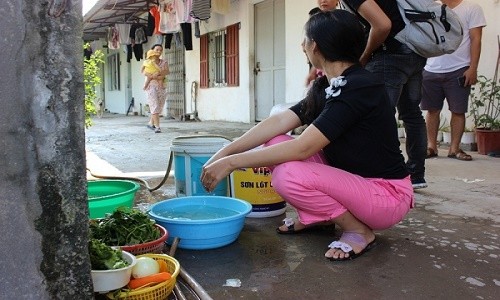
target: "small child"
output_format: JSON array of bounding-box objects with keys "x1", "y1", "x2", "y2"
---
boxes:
[{"x1": 142, "y1": 50, "x2": 162, "y2": 90}]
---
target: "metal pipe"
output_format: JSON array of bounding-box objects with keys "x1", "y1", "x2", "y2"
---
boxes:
[
  {"x1": 169, "y1": 237, "x2": 213, "y2": 300},
  {"x1": 173, "y1": 283, "x2": 187, "y2": 300},
  {"x1": 178, "y1": 266, "x2": 213, "y2": 300}
]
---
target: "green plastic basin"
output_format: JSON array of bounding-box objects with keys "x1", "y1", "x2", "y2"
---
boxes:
[{"x1": 87, "y1": 180, "x2": 140, "y2": 219}]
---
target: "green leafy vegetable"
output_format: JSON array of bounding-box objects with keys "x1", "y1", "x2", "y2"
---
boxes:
[
  {"x1": 89, "y1": 207, "x2": 161, "y2": 246},
  {"x1": 89, "y1": 239, "x2": 129, "y2": 270}
]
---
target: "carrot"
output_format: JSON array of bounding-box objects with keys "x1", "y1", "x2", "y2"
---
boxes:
[
  {"x1": 128, "y1": 272, "x2": 172, "y2": 290},
  {"x1": 157, "y1": 259, "x2": 169, "y2": 273}
]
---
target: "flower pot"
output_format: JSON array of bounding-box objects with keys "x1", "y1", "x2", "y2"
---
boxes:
[
  {"x1": 442, "y1": 131, "x2": 451, "y2": 144},
  {"x1": 437, "y1": 131, "x2": 443, "y2": 142},
  {"x1": 397, "y1": 127, "x2": 405, "y2": 138},
  {"x1": 475, "y1": 128, "x2": 500, "y2": 155},
  {"x1": 460, "y1": 131, "x2": 476, "y2": 144}
]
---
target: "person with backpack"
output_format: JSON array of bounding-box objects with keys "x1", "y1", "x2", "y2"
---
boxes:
[
  {"x1": 421, "y1": 0, "x2": 486, "y2": 161},
  {"x1": 340, "y1": 0, "x2": 428, "y2": 189}
]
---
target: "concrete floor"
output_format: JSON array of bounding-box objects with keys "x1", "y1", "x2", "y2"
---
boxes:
[{"x1": 86, "y1": 113, "x2": 500, "y2": 300}]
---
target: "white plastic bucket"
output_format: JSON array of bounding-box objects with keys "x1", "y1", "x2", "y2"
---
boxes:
[
  {"x1": 230, "y1": 166, "x2": 286, "y2": 218},
  {"x1": 171, "y1": 136, "x2": 229, "y2": 197}
]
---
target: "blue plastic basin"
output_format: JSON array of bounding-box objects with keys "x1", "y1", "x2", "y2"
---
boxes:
[{"x1": 148, "y1": 196, "x2": 252, "y2": 250}]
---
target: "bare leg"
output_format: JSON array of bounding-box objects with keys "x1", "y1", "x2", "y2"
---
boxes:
[
  {"x1": 152, "y1": 113, "x2": 160, "y2": 128},
  {"x1": 449, "y1": 112, "x2": 465, "y2": 155},
  {"x1": 324, "y1": 211, "x2": 375, "y2": 260},
  {"x1": 425, "y1": 109, "x2": 441, "y2": 152},
  {"x1": 143, "y1": 78, "x2": 151, "y2": 90},
  {"x1": 277, "y1": 219, "x2": 334, "y2": 232}
]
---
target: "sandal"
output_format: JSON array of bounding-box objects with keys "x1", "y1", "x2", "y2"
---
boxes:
[
  {"x1": 326, "y1": 232, "x2": 376, "y2": 261},
  {"x1": 447, "y1": 149, "x2": 472, "y2": 161},
  {"x1": 276, "y1": 218, "x2": 308, "y2": 235},
  {"x1": 426, "y1": 148, "x2": 438, "y2": 159}
]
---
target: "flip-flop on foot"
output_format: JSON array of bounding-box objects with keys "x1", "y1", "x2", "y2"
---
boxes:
[
  {"x1": 447, "y1": 149, "x2": 472, "y2": 161},
  {"x1": 426, "y1": 148, "x2": 438, "y2": 159},
  {"x1": 276, "y1": 218, "x2": 308, "y2": 234},
  {"x1": 326, "y1": 232, "x2": 376, "y2": 261}
]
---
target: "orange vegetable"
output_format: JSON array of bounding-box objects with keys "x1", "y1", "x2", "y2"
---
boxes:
[
  {"x1": 128, "y1": 272, "x2": 172, "y2": 290},
  {"x1": 157, "y1": 259, "x2": 169, "y2": 273}
]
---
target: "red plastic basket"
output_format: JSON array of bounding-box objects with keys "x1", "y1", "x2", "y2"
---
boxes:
[{"x1": 119, "y1": 224, "x2": 168, "y2": 255}]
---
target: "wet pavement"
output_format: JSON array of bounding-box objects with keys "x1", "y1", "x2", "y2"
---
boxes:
[{"x1": 86, "y1": 113, "x2": 500, "y2": 300}]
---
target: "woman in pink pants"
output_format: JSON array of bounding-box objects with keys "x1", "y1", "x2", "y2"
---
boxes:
[{"x1": 201, "y1": 10, "x2": 414, "y2": 261}]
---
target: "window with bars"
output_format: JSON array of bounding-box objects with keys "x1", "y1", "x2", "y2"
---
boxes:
[
  {"x1": 200, "y1": 23, "x2": 239, "y2": 88},
  {"x1": 107, "y1": 53, "x2": 120, "y2": 91}
]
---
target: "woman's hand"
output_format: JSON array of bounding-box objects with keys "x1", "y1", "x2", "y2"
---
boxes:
[{"x1": 200, "y1": 157, "x2": 233, "y2": 192}]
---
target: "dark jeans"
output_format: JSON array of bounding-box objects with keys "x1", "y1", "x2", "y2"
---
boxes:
[{"x1": 365, "y1": 44, "x2": 427, "y2": 179}]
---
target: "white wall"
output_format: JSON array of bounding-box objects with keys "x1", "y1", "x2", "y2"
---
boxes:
[
  {"x1": 285, "y1": 0, "x2": 317, "y2": 104},
  {"x1": 94, "y1": 0, "x2": 499, "y2": 125},
  {"x1": 477, "y1": 0, "x2": 499, "y2": 79},
  {"x1": 184, "y1": 0, "x2": 316, "y2": 123},
  {"x1": 185, "y1": 0, "x2": 251, "y2": 122}
]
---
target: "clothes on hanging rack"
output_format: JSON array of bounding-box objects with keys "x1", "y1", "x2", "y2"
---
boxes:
[
  {"x1": 116, "y1": 24, "x2": 132, "y2": 45},
  {"x1": 159, "y1": 0, "x2": 182, "y2": 34},
  {"x1": 190, "y1": 0, "x2": 211, "y2": 21},
  {"x1": 107, "y1": 26, "x2": 120, "y2": 49},
  {"x1": 164, "y1": 23, "x2": 193, "y2": 50},
  {"x1": 126, "y1": 44, "x2": 144, "y2": 62}
]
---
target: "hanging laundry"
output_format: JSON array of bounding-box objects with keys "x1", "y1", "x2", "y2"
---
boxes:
[
  {"x1": 212, "y1": 0, "x2": 230, "y2": 15},
  {"x1": 130, "y1": 24, "x2": 147, "y2": 44},
  {"x1": 116, "y1": 24, "x2": 132, "y2": 45},
  {"x1": 181, "y1": 23, "x2": 193, "y2": 50},
  {"x1": 181, "y1": 0, "x2": 195, "y2": 23},
  {"x1": 194, "y1": 20, "x2": 200, "y2": 38},
  {"x1": 126, "y1": 44, "x2": 144, "y2": 62},
  {"x1": 147, "y1": 11, "x2": 155, "y2": 36},
  {"x1": 159, "y1": 0, "x2": 181, "y2": 34},
  {"x1": 149, "y1": 5, "x2": 162, "y2": 35},
  {"x1": 84, "y1": 44, "x2": 93, "y2": 60},
  {"x1": 164, "y1": 23, "x2": 193, "y2": 50},
  {"x1": 107, "y1": 26, "x2": 120, "y2": 49},
  {"x1": 190, "y1": 0, "x2": 211, "y2": 21}
]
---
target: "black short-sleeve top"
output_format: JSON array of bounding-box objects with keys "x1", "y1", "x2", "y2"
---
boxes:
[
  {"x1": 289, "y1": 65, "x2": 408, "y2": 179},
  {"x1": 342, "y1": 0, "x2": 405, "y2": 40}
]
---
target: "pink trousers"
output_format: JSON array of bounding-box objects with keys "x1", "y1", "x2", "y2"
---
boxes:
[{"x1": 265, "y1": 135, "x2": 414, "y2": 230}]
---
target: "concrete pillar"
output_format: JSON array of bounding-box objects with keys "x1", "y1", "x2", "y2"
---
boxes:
[{"x1": 0, "y1": 1, "x2": 93, "y2": 298}]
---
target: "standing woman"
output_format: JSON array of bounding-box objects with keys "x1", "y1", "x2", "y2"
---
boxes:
[
  {"x1": 143, "y1": 44, "x2": 169, "y2": 133},
  {"x1": 201, "y1": 10, "x2": 414, "y2": 261}
]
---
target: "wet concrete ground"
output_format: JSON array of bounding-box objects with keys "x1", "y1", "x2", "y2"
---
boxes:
[{"x1": 86, "y1": 114, "x2": 499, "y2": 300}]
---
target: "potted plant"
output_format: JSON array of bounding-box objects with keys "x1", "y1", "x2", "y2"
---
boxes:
[
  {"x1": 437, "y1": 116, "x2": 448, "y2": 143},
  {"x1": 468, "y1": 75, "x2": 500, "y2": 155},
  {"x1": 460, "y1": 127, "x2": 476, "y2": 145},
  {"x1": 441, "y1": 125, "x2": 451, "y2": 144},
  {"x1": 397, "y1": 120, "x2": 405, "y2": 138}
]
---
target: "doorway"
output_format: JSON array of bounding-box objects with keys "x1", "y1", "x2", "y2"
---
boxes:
[{"x1": 254, "y1": 0, "x2": 286, "y2": 121}]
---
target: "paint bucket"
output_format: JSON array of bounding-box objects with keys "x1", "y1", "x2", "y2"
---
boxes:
[
  {"x1": 170, "y1": 136, "x2": 229, "y2": 197},
  {"x1": 230, "y1": 166, "x2": 286, "y2": 218}
]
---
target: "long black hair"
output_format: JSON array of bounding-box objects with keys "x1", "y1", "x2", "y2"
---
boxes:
[{"x1": 301, "y1": 10, "x2": 365, "y2": 122}]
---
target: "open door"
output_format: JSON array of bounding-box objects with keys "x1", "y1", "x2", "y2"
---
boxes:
[{"x1": 254, "y1": 0, "x2": 285, "y2": 121}]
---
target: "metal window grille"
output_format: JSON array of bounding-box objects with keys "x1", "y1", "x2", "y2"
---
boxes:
[
  {"x1": 209, "y1": 29, "x2": 226, "y2": 87},
  {"x1": 200, "y1": 23, "x2": 239, "y2": 88}
]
